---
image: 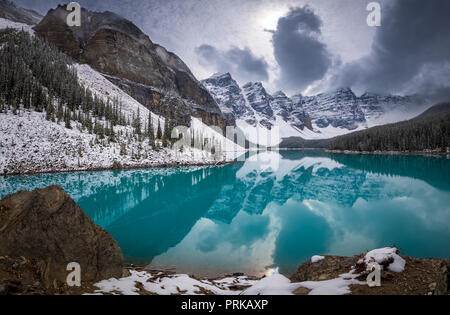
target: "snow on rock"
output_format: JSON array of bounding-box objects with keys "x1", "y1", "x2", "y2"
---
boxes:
[
  {"x1": 311, "y1": 255, "x2": 325, "y2": 263},
  {"x1": 88, "y1": 263, "x2": 368, "y2": 296},
  {"x1": 88, "y1": 270, "x2": 257, "y2": 295},
  {"x1": 297, "y1": 269, "x2": 365, "y2": 295},
  {"x1": 363, "y1": 247, "x2": 406, "y2": 273},
  {"x1": 89, "y1": 267, "x2": 365, "y2": 296},
  {"x1": 241, "y1": 274, "x2": 303, "y2": 295}
]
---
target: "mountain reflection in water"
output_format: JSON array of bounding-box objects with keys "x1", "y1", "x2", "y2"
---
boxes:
[{"x1": 1, "y1": 151, "x2": 449, "y2": 277}]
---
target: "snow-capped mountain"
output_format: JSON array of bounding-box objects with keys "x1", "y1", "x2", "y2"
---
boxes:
[
  {"x1": 298, "y1": 88, "x2": 365, "y2": 131},
  {"x1": 202, "y1": 73, "x2": 421, "y2": 143},
  {"x1": 202, "y1": 73, "x2": 312, "y2": 146}
]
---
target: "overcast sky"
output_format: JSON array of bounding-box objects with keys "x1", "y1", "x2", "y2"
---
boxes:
[{"x1": 15, "y1": 0, "x2": 450, "y2": 100}]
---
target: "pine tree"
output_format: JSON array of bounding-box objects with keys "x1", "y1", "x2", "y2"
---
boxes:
[
  {"x1": 147, "y1": 113, "x2": 154, "y2": 140},
  {"x1": 133, "y1": 108, "x2": 142, "y2": 136},
  {"x1": 46, "y1": 93, "x2": 55, "y2": 121},
  {"x1": 156, "y1": 119, "x2": 162, "y2": 139},
  {"x1": 64, "y1": 109, "x2": 72, "y2": 129}
]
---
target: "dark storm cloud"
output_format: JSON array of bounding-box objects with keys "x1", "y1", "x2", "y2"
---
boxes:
[
  {"x1": 271, "y1": 6, "x2": 332, "y2": 93},
  {"x1": 196, "y1": 44, "x2": 269, "y2": 83},
  {"x1": 333, "y1": 0, "x2": 450, "y2": 100}
]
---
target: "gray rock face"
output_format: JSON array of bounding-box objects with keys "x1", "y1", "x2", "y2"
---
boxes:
[
  {"x1": 34, "y1": 5, "x2": 229, "y2": 128},
  {"x1": 358, "y1": 93, "x2": 416, "y2": 122},
  {"x1": 202, "y1": 74, "x2": 312, "y2": 131},
  {"x1": 0, "y1": 185, "x2": 123, "y2": 288},
  {"x1": 201, "y1": 73, "x2": 252, "y2": 124},
  {"x1": 273, "y1": 91, "x2": 312, "y2": 130},
  {"x1": 299, "y1": 88, "x2": 366, "y2": 130},
  {"x1": 242, "y1": 82, "x2": 274, "y2": 119}
]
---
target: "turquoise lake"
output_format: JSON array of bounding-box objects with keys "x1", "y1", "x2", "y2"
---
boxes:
[{"x1": 1, "y1": 150, "x2": 449, "y2": 277}]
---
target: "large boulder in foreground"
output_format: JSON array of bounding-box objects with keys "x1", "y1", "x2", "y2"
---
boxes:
[{"x1": 0, "y1": 185, "x2": 123, "y2": 288}]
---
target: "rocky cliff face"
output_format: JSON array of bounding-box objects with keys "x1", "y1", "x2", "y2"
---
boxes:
[
  {"x1": 34, "y1": 5, "x2": 229, "y2": 128},
  {"x1": 202, "y1": 74, "x2": 312, "y2": 132},
  {"x1": 299, "y1": 88, "x2": 366, "y2": 130},
  {"x1": 0, "y1": 185, "x2": 123, "y2": 289},
  {"x1": 202, "y1": 73, "x2": 253, "y2": 124}
]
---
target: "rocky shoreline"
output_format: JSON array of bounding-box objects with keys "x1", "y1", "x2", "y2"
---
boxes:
[
  {"x1": 326, "y1": 149, "x2": 449, "y2": 156},
  {"x1": 1, "y1": 160, "x2": 234, "y2": 177},
  {"x1": 0, "y1": 185, "x2": 448, "y2": 295}
]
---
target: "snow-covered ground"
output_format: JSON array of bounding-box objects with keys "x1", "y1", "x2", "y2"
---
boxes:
[
  {"x1": 88, "y1": 247, "x2": 405, "y2": 296},
  {"x1": 88, "y1": 270, "x2": 258, "y2": 296},
  {"x1": 0, "y1": 17, "x2": 34, "y2": 35},
  {"x1": 75, "y1": 64, "x2": 162, "y2": 131},
  {"x1": 0, "y1": 109, "x2": 231, "y2": 175}
]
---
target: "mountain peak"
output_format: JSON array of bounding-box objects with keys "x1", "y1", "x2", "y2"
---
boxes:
[
  {"x1": 212, "y1": 72, "x2": 232, "y2": 79},
  {"x1": 273, "y1": 91, "x2": 288, "y2": 99},
  {"x1": 335, "y1": 87, "x2": 355, "y2": 94},
  {"x1": 207, "y1": 72, "x2": 234, "y2": 82},
  {"x1": 202, "y1": 73, "x2": 240, "y2": 91}
]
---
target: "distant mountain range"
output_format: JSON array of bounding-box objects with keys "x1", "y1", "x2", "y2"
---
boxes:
[{"x1": 202, "y1": 73, "x2": 423, "y2": 143}]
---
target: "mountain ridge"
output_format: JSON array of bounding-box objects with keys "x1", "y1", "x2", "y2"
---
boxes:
[
  {"x1": 33, "y1": 4, "x2": 230, "y2": 129},
  {"x1": 202, "y1": 72, "x2": 422, "y2": 143}
]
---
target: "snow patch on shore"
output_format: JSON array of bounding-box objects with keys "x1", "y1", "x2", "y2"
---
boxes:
[
  {"x1": 363, "y1": 247, "x2": 406, "y2": 273},
  {"x1": 88, "y1": 247, "x2": 407, "y2": 296},
  {"x1": 311, "y1": 255, "x2": 325, "y2": 263},
  {"x1": 89, "y1": 270, "x2": 257, "y2": 295},
  {"x1": 297, "y1": 270, "x2": 365, "y2": 295}
]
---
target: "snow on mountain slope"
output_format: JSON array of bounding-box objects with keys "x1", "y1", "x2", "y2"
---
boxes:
[
  {"x1": 299, "y1": 88, "x2": 366, "y2": 130},
  {"x1": 0, "y1": 108, "x2": 231, "y2": 176},
  {"x1": 75, "y1": 63, "x2": 164, "y2": 130},
  {"x1": 0, "y1": 20, "x2": 245, "y2": 175},
  {"x1": 203, "y1": 73, "x2": 421, "y2": 143},
  {"x1": 77, "y1": 64, "x2": 245, "y2": 157},
  {"x1": 0, "y1": 17, "x2": 34, "y2": 34}
]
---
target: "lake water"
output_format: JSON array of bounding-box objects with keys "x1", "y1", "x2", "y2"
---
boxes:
[{"x1": 1, "y1": 150, "x2": 449, "y2": 277}]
